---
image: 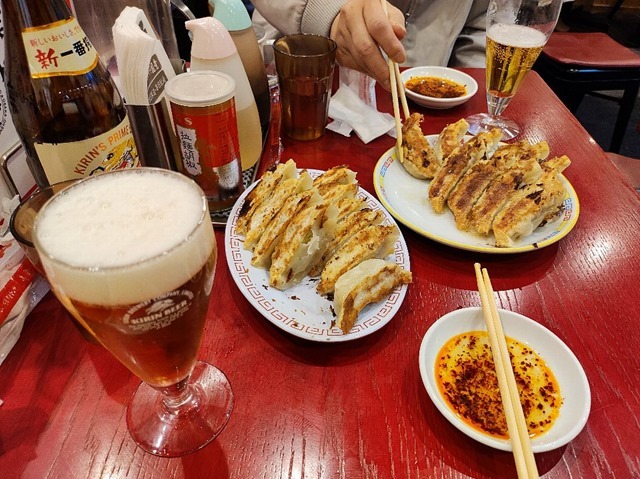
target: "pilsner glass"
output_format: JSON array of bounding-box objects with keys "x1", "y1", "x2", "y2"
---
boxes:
[
  {"x1": 467, "y1": 0, "x2": 563, "y2": 139},
  {"x1": 32, "y1": 168, "x2": 233, "y2": 457}
]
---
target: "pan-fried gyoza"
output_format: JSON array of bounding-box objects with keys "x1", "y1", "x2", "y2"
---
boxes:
[
  {"x1": 428, "y1": 128, "x2": 503, "y2": 214},
  {"x1": 491, "y1": 155, "x2": 571, "y2": 247},
  {"x1": 236, "y1": 159, "x2": 298, "y2": 235},
  {"x1": 251, "y1": 189, "x2": 322, "y2": 269},
  {"x1": 334, "y1": 259, "x2": 412, "y2": 334},
  {"x1": 400, "y1": 113, "x2": 439, "y2": 179},
  {"x1": 448, "y1": 140, "x2": 550, "y2": 232},
  {"x1": 395, "y1": 119, "x2": 571, "y2": 247},
  {"x1": 433, "y1": 118, "x2": 470, "y2": 163},
  {"x1": 237, "y1": 161, "x2": 411, "y2": 333},
  {"x1": 316, "y1": 224, "x2": 398, "y2": 295}
]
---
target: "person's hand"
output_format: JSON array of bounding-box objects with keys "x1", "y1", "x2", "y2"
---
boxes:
[{"x1": 329, "y1": 0, "x2": 406, "y2": 90}]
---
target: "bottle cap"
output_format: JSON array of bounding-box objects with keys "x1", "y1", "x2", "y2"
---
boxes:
[
  {"x1": 210, "y1": 0, "x2": 252, "y2": 31},
  {"x1": 186, "y1": 17, "x2": 237, "y2": 60}
]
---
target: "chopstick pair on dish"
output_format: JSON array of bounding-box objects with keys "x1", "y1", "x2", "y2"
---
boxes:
[
  {"x1": 474, "y1": 263, "x2": 539, "y2": 479},
  {"x1": 379, "y1": 0, "x2": 410, "y2": 163}
]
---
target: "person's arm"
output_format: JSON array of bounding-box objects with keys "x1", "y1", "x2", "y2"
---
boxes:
[
  {"x1": 253, "y1": 0, "x2": 406, "y2": 90},
  {"x1": 251, "y1": 0, "x2": 345, "y2": 37},
  {"x1": 330, "y1": 0, "x2": 406, "y2": 90}
]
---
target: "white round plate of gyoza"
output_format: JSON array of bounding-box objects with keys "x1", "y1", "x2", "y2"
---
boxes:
[
  {"x1": 224, "y1": 161, "x2": 412, "y2": 342},
  {"x1": 373, "y1": 119, "x2": 580, "y2": 254}
]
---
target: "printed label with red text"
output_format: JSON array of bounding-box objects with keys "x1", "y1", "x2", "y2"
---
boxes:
[
  {"x1": 173, "y1": 103, "x2": 240, "y2": 174},
  {"x1": 21, "y1": 17, "x2": 99, "y2": 78}
]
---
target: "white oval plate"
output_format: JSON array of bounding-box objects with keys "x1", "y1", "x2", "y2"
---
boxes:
[
  {"x1": 400, "y1": 66, "x2": 478, "y2": 109},
  {"x1": 419, "y1": 307, "x2": 590, "y2": 452},
  {"x1": 373, "y1": 136, "x2": 580, "y2": 254},
  {"x1": 224, "y1": 169, "x2": 411, "y2": 342}
]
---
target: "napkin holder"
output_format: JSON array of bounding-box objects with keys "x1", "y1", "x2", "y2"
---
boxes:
[{"x1": 126, "y1": 100, "x2": 179, "y2": 171}]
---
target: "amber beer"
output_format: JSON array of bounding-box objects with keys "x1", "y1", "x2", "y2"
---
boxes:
[
  {"x1": 33, "y1": 169, "x2": 217, "y2": 388},
  {"x1": 486, "y1": 23, "x2": 547, "y2": 99}
]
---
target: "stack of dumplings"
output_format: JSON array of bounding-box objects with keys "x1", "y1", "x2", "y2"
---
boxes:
[
  {"x1": 236, "y1": 160, "x2": 412, "y2": 334},
  {"x1": 399, "y1": 116, "x2": 571, "y2": 247}
]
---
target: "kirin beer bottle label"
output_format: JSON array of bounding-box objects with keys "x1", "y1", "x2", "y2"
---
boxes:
[{"x1": 34, "y1": 117, "x2": 139, "y2": 183}]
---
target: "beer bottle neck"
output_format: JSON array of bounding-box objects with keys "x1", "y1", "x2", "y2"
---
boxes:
[{"x1": 3, "y1": 0, "x2": 74, "y2": 29}]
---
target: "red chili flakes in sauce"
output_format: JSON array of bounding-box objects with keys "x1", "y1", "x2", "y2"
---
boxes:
[
  {"x1": 435, "y1": 331, "x2": 562, "y2": 439},
  {"x1": 405, "y1": 76, "x2": 467, "y2": 98}
]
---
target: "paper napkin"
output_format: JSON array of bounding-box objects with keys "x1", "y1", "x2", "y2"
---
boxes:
[
  {"x1": 113, "y1": 7, "x2": 176, "y2": 105},
  {"x1": 327, "y1": 75, "x2": 396, "y2": 144}
]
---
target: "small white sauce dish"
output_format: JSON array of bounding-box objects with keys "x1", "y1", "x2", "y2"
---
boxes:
[
  {"x1": 400, "y1": 66, "x2": 478, "y2": 109},
  {"x1": 418, "y1": 307, "x2": 591, "y2": 452}
]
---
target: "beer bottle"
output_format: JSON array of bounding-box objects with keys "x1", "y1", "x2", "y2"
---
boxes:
[{"x1": 1, "y1": 0, "x2": 139, "y2": 187}]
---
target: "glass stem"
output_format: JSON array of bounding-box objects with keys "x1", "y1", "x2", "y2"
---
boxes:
[
  {"x1": 487, "y1": 91, "x2": 514, "y2": 118},
  {"x1": 156, "y1": 375, "x2": 195, "y2": 412}
]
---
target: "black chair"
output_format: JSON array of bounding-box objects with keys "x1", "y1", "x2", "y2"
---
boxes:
[
  {"x1": 534, "y1": 32, "x2": 640, "y2": 153},
  {"x1": 608, "y1": 0, "x2": 625, "y2": 20}
]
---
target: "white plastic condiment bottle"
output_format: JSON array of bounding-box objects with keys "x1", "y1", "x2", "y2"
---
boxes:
[
  {"x1": 187, "y1": 17, "x2": 262, "y2": 172},
  {"x1": 210, "y1": 0, "x2": 270, "y2": 137}
]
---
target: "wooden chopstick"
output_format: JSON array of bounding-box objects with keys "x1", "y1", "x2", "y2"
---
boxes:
[
  {"x1": 380, "y1": 0, "x2": 409, "y2": 163},
  {"x1": 394, "y1": 61, "x2": 410, "y2": 118},
  {"x1": 474, "y1": 263, "x2": 539, "y2": 479},
  {"x1": 387, "y1": 58, "x2": 404, "y2": 163},
  {"x1": 481, "y1": 266, "x2": 537, "y2": 479}
]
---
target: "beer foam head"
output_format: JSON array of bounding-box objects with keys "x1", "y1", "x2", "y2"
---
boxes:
[
  {"x1": 488, "y1": 24, "x2": 547, "y2": 48},
  {"x1": 34, "y1": 168, "x2": 215, "y2": 305}
]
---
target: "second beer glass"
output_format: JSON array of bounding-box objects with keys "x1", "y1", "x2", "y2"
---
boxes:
[
  {"x1": 467, "y1": 0, "x2": 563, "y2": 139},
  {"x1": 33, "y1": 168, "x2": 233, "y2": 457}
]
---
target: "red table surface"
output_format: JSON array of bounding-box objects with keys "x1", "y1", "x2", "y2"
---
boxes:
[{"x1": 1, "y1": 69, "x2": 639, "y2": 479}]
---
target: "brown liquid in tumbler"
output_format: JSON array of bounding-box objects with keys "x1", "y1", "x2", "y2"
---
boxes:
[{"x1": 280, "y1": 75, "x2": 332, "y2": 141}]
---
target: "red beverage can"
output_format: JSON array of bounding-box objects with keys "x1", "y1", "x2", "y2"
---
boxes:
[{"x1": 165, "y1": 71, "x2": 244, "y2": 212}]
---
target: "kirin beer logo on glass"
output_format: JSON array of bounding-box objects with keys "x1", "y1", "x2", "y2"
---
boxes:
[{"x1": 123, "y1": 290, "x2": 195, "y2": 333}]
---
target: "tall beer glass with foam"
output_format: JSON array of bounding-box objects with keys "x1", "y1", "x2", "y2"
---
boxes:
[
  {"x1": 32, "y1": 168, "x2": 233, "y2": 457},
  {"x1": 466, "y1": 0, "x2": 563, "y2": 140}
]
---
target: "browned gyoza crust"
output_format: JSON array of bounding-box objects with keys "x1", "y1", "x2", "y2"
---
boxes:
[
  {"x1": 428, "y1": 128, "x2": 503, "y2": 214},
  {"x1": 237, "y1": 159, "x2": 297, "y2": 235},
  {"x1": 492, "y1": 156, "x2": 571, "y2": 247},
  {"x1": 251, "y1": 189, "x2": 321, "y2": 268},
  {"x1": 309, "y1": 207, "x2": 384, "y2": 277},
  {"x1": 244, "y1": 172, "x2": 312, "y2": 250},
  {"x1": 401, "y1": 113, "x2": 439, "y2": 179},
  {"x1": 470, "y1": 149, "x2": 548, "y2": 236},
  {"x1": 334, "y1": 259, "x2": 412, "y2": 334},
  {"x1": 269, "y1": 203, "x2": 338, "y2": 290},
  {"x1": 448, "y1": 158, "x2": 500, "y2": 231},
  {"x1": 433, "y1": 118, "x2": 469, "y2": 163},
  {"x1": 313, "y1": 164, "x2": 356, "y2": 194},
  {"x1": 317, "y1": 224, "x2": 398, "y2": 295},
  {"x1": 447, "y1": 140, "x2": 550, "y2": 231}
]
